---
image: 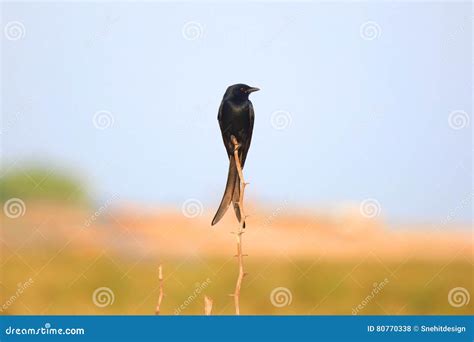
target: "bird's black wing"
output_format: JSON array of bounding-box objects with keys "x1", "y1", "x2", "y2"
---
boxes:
[
  {"x1": 217, "y1": 100, "x2": 234, "y2": 157},
  {"x1": 240, "y1": 102, "x2": 255, "y2": 167}
]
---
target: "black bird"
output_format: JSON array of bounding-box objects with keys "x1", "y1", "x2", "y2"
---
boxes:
[{"x1": 211, "y1": 84, "x2": 260, "y2": 226}]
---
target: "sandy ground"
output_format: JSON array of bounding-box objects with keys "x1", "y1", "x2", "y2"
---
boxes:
[{"x1": 4, "y1": 202, "x2": 472, "y2": 262}]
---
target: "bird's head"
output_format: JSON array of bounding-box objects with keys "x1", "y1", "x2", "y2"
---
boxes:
[{"x1": 225, "y1": 83, "x2": 260, "y2": 100}]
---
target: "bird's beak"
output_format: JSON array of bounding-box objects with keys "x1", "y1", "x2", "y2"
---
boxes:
[{"x1": 246, "y1": 87, "x2": 260, "y2": 94}]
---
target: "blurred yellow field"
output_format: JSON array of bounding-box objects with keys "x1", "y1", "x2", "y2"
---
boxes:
[{"x1": 1, "y1": 203, "x2": 472, "y2": 315}]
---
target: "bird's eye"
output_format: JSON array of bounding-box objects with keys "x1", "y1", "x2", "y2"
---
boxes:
[{"x1": 240, "y1": 88, "x2": 245, "y2": 92}]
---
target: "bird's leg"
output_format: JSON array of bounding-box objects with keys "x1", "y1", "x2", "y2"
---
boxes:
[
  {"x1": 230, "y1": 135, "x2": 247, "y2": 315},
  {"x1": 231, "y1": 136, "x2": 241, "y2": 153}
]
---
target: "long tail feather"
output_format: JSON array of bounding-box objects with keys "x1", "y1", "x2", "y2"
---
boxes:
[{"x1": 211, "y1": 157, "x2": 238, "y2": 226}]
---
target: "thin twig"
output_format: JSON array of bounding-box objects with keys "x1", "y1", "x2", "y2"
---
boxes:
[
  {"x1": 155, "y1": 264, "x2": 164, "y2": 315},
  {"x1": 204, "y1": 296, "x2": 213, "y2": 315},
  {"x1": 230, "y1": 135, "x2": 248, "y2": 315}
]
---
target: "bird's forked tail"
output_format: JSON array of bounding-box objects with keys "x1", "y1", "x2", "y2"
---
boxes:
[{"x1": 211, "y1": 156, "x2": 241, "y2": 226}]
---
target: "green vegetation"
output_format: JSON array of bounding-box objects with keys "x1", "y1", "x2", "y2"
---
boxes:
[{"x1": 0, "y1": 168, "x2": 88, "y2": 204}]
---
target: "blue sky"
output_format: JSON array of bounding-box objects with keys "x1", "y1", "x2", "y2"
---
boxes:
[{"x1": 1, "y1": 1, "x2": 472, "y2": 224}]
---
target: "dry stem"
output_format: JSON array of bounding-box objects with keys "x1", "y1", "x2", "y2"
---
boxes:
[
  {"x1": 204, "y1": 296, "x2": 213, "y2": 315},
  {"x1": 230, "y1": 135, "x2": 248, "y2": 315},
  {"x1": 155, "y1": 264, "x2": 164, "y2": 314}
]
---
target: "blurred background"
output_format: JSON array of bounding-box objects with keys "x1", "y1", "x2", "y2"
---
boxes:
[{"x1": 1, "y1": 1, "x2": 472, "y2": 315}]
